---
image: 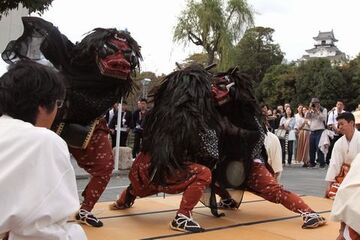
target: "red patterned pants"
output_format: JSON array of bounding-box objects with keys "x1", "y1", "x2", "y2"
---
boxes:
[
  {"x1": 246, "y1": 162, "x2": 313, "y2": 213},
  {"x1": 70, "y1": 119, "x2": 114, "y2": 211},
  {"x1": 117, "y1": 153, "x2": 211, "y2": 216}
]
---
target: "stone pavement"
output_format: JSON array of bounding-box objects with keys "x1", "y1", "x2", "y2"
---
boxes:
[{"x1": 72, "y1": 157, "x2": 329, "y2": 202}]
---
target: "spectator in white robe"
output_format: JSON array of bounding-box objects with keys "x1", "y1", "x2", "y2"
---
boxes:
[
  {"x1": 264, "y1": 131, "x2": 283, "y2": 181},
  {"x1": 0, "y1": 61, "x2": 86, "y2": 240},
  {"x1": 325, "y1": 112, "x2": 360, "y2": 198},
  {"x1": 331, "y1": 153, "x2": 360, "y2": 240}
]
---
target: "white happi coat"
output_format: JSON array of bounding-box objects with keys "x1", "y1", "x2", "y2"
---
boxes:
[
  {"x1": 331, "y1": 153, "x2": 360, "y2": 235},
  {"x1": 325, "y1": 129, "x2": 360, "y2": 182},
  {"x1": 0, "y1": 115, "x2": 86, "y2": 240}
]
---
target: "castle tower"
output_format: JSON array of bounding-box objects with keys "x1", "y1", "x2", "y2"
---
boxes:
[{"x1": 301, "y1": 30, "x2": 347, "y2": 65}]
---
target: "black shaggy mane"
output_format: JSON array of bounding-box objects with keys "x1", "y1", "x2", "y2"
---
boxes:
[{"x1": 142, "y1": 64, "x2": 221, "y2": 184}]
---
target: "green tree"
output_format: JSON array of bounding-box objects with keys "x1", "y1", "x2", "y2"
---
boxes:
[
  {"x1": 339, "y1": 55, "x2": 360, "y2": 110},
  {"x1": 0, "y1": 0, "x2": 53, "y2": 18},
  {"x1": 295, "y1": 58, "x2": 347, "y2": 109},
  {"x1": 183, "y1": 52, "x2": 213, "y2": 67},
  {"x1": 257, "y1": 63, "x2": 296, "y2": 107},
  {"x1": 127, "y1": 71, "x2": 163, "y2": 110},
  {"x1": 234, "y1": 26, "x2": 284, "y2": 84},
  {"x1": 173, "y1": 0, "x2": 254, "y2": 69}
]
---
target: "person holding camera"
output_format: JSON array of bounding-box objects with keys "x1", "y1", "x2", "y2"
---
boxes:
[{"x1": 307, "y1": 98, "x2": 327, "y2": 168}]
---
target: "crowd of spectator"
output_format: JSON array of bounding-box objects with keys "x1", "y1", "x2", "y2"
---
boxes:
[
  {"x1": 105, "y1": 98, "x2": 150, "y2": 159},
  {"x1": 262, "y1": 98, "x2": 360, "y2": 168}
]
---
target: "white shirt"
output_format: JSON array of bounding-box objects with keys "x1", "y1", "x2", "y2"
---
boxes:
[
  {"x1": 294, "y1": 113, "x2": 301, "y2": 122},
  {"x1": 107, "y1": 109, "x2": 115, "y2": 125},
  {"x1": 0, "y1": 115, "x2": 86, "y2": 240},
  {"x1": 318, "y1": 129, "x2": 336, "y2": 156},
  {"x1": 325, "y1": 129, "x2": 360, "y2": 182},
  {"x1": 331, "y1": 153, "x2": 360, "y2": 235},
  {"x1": 264, "y1": 131, "x2": 283, "y2": 181},
  {"x1": 295, "y1": 115, "x2": 303, "y2": 130},
  {"x1": 279, "y1": 117, "x2": 296, "y2": 141},
  {"x1": 327, "y1": 108, "x2": 345, "y2": 126},
  {"x1": 308, "y1": 107, "x2": 327, "y2": 131}
]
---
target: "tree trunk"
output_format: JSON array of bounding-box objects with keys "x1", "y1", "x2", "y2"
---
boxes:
[{"x1": 207, "y1": 50, "x2": 215, "y2": 65}]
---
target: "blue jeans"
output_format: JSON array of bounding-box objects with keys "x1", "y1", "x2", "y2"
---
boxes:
[{"x1": 309, "y1": 130, "x2": 325, "y2": 166}]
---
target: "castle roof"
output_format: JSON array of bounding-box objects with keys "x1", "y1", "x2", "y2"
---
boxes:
[
  {"x1": 305, "y1": 46, "x2": 342, "y2": 54},
  {"x1": 313, "y1": 30, "x2": 338, "y2": 42}
]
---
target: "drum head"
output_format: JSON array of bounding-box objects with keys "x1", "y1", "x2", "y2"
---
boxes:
[{"x1": 226, "y1": 161, "x2": 245, "y2": 187}]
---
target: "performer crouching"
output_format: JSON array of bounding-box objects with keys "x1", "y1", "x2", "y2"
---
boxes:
[
  {"x1": 211, "y1": 68, "x2": 327, "y2": 229},
  {"x1": 110, "y1": 65, "x2": 222, "y2": 233}
]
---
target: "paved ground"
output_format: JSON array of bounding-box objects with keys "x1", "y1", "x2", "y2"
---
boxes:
[{"x1": 73, "y1": 158, "x2": 329, "y2": 203}]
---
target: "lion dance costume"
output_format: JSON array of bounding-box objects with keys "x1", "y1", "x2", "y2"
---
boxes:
[
  {"x1": 2, "y1": 17, "x2": 142, "y2": 227},
  {"x1": 110, "y1": 64, "x2": 227, "y2": 233},
  {"x1": 210, "y1": 67, "x2": 327, "y2": 229}
]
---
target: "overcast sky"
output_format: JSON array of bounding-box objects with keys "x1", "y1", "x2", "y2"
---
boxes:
[{"x1": 2, "y1": 0, "x2": 360, "y2": 75}]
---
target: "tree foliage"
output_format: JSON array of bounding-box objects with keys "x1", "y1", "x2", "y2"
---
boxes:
[
  {"x1": 257, "y1": 64, "x2": 296, "y2": 107},
  {"x1": 0, "y1": 0, "x2": 53, "y2": 18},
  {"x1": 183, "y1": 52, "x2": 213, "y2": 67},
  {"x1": 234, "y1": 26, "x2": 284, "y2": 84},
  {"x1": 126, "y1": 71, "x2": 163, "y2": 110},
  {"x1": 339, "y1": 55, "x2": 360, "y2": 110},
  {"x1": 173, "y1": 0, "x2": 254, "y2": 69},
  {"x1": 255, "y1": 57, "x2": 360, "y2": 110},
  {"x1": 295, "y1": 58, "x2": 347, "y2": 108}
]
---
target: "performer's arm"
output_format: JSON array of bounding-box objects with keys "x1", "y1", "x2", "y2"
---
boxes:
[{"x1": 220, "y1": 117, "x2": 257, "y2": 137}]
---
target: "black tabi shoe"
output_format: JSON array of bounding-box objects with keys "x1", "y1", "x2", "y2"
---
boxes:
[
  {"x1": 170, "y1": 213, "x2": 205, "y2": 233},
  {"x1": 300, "y1": 211, "x2": 326, "y2": 229},
  {"x1": 75, "y1": 209, "x2": 103, "y2": 228}
]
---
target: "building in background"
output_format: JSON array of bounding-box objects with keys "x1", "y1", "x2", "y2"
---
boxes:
[
  {"x1": 0, "y1": 4, "x2": 29, "y2": 74},
  {"x1": 300, "y1": 30, "x2": 347, "y2": 65}
]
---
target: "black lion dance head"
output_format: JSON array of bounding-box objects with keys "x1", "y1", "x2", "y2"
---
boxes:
[
  {"x1": 2, "y1": 17, "x2": 142, "y2": 125},
  {"x1": 209, "y1": 67, "x2": 269, "y2": 210},
  {"x1": 71, "y1": 27, "x2": 141, "y2": 80},
  {"x1": 142, "y1": 64, "x2": 222, "y2": 184}
]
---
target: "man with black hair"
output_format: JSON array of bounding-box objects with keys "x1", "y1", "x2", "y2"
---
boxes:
[
  {"x1": 108, "y1": 101, "x2": 133, "y2": 147},
  {"x1": 1, "y1": 17, "x2": 142, "y2": 228},
  {"x1": 132, "y1": 98, "x2": 148, "y2": 157},
  {"x1": 0, "y1": 60, "x2": 86, "y2": 239},
  {"x1": 325, "y1": 112, "x2": 360, "y2": 198}
]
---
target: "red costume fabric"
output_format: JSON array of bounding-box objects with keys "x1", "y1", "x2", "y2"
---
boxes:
[
  {"x1": 246, "y1": 162, "x2": 313, "y2": 213},
  {"x1": 347, "y1": 226, "x2": 360, "y2": 240},
  {"x1": 69, "y1": 119, "x2": 114, "y2": 211},
  {"x1": 117, "y1": 152, "x2": 211, "y2": 216}
]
